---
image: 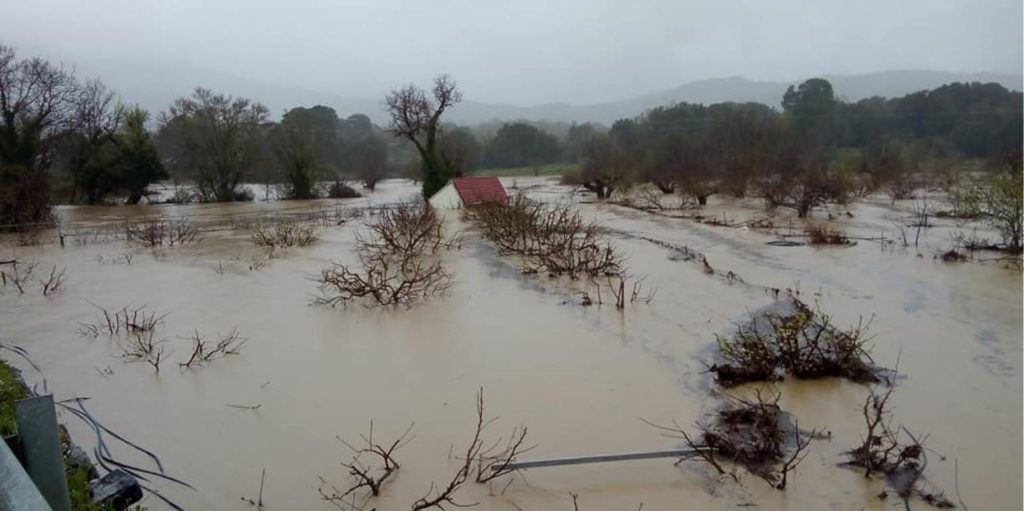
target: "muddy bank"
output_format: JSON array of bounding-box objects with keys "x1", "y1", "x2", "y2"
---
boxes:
[{"x1": 1, "y1": 178, "x2": 1019, "y2": 510}]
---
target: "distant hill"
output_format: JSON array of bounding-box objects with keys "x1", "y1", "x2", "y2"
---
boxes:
[
  {"x1": 76, "y1": 60, "x2": 1022, "y2": 126},
  {"x1": 451, "y1": 71, "x2": 1024, "y2": 125}
]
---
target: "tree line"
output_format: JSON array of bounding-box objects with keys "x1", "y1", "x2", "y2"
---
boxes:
[
  {"x1": 0, "y1": 44, "x2": 570, "y2": 227},
  {"x1": 1, "y1": 45, "x2": 166, "y2": 226},
  {"x1": 2, "y1": 43, "x2": 1021, "y2": 230},
  {"x1": 574, "y1": 78, "x2": 1022, "y2": 217}
]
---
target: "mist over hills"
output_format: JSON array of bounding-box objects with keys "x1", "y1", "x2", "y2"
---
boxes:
[{"x1": 78, "y1": 60, "x2": 1022, "y2": 126}]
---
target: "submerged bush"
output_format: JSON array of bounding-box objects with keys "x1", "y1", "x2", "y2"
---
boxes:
[
  {"x1": 982, "y1": 168, "x2": 1023, "y2": 252},
  {"x1": 328, "y1": 181, "x2": 361, "y2": 199},
  {"x1": 468, "y1": 193, "x2": 623, "y2": 278},
  {"x1": 125, "y1": 218, "x2": 201, "y2": 247},
  {"x1": 164, "y1": 187, "x2": 198, "y2": 204},
  {"x1": 709, "y1": 298, "x2": 879, "y2": 386},
  {"x1": 805, "y1": 225, "x2": 851, "y2": 245},
  {"x1": 0, "y1": 165, "x2": 52, "y2": 229},
  {"x1": 316, "y1": 203, "x2": 454, "y2": 307},
  {"x1": 250, "y1": 221, "x2": 320, "y2": 249},
  {"x1": 645, "y1": 390, "x2": 815, "y2": 489}
]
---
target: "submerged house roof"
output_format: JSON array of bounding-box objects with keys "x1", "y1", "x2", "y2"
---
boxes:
[
  {"x1": 429, "y1": 176, "x2": 508, "y2": 208},
  {"x1": 452, "y1": 177, "x2": 508, "y2": 205}
]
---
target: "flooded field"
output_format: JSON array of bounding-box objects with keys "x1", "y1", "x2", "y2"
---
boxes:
[{"x1": 2, "y1": 178, "x2": 1020, "y2": 510}]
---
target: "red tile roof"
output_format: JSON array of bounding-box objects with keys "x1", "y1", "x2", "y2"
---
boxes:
[{"x1": 452, "y1": 177, "x2": 508, "y2": 206}]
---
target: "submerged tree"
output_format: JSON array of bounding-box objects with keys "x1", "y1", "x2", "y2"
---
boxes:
[
  {"x1": 349, "y1": 132, "x2": 389, "y2": 191},
  {"x1": 579, "y1": 133, "x2": 633, "y2": 199},
  {"x1": 115, "y1": 107, "x2": 167, "y2": 204},
  {"x1": 272, "y1": 106, "x2": 340, "y2": 199},
  {"x1": 158, "y1": 87, "x2": 269, "y2": 202},
  {"x1": 336, "y1": 113, "x2": 390, "y2": 191},
  {"x1": 750, "y1": 122, "x2": 827, "y2": 216},
  {"x1": 384, "y1": 75, "x2": 462, "y2": 199},
  {"x1": 64, "y1": 78, "x2": 123, "y2": 204}
]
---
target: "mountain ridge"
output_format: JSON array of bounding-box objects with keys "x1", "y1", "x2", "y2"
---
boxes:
[{"x1": 73, "y1": 60, "x2": 1023, "y2": 126}]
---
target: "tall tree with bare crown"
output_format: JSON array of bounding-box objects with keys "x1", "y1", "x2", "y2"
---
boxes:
[{"x1": 384, "y1": 75, "x2": 461, "y2": 199}]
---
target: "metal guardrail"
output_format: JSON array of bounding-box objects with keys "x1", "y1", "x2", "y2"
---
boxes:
[
  {"x1": 0, "y1": 395, "x2": 71, "y2": 511},
  {"x1": 492, "y1": 448, "x2": 702, "y2": 471},
  {"x1": 0, "y1": 435, "x2": 53, "y2": 511},
  {"x1": 15, "y1": 395, "x2": 71, "y2": 511}
]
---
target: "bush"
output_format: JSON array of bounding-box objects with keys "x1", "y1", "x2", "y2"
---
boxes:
[
  {"x1": 1, "y1": 358, "x2": 28, "y2": 437},
  {"x1": 164, "y1": 187, "x2": 197, "y2": 204},
  {"x1": 360, "y1": 204, "x2": 445, "y2": 255},
  {"x1": 983, "y1": 168, "x2": 1023, "y2": 251},
  {"x1": 709, "y1": 298, "x2": 878, "y2": 386},
  {"x1": 316, "y1": 203, "x2": 454, "y2": 307},
  {"x1": 125, "y1": 218, "x2": 201, "y2": 247},
  {"x1": 944, "y1": 179, "x2": 984, "y2": 219},
  {"x1": 468, "y1": 193, "x2": 623, "y2": 278},
  {"x1": 328, "y1": 181, "x2": 361, "y2": 199},
  {"x1": 0, "y1": 165, "x2": 52, "y2": 229},
  {"x1": 282, "y1": 172, "x2": 319, "y2": 200},
  {"x1": 231, "y1": 187, "x2": 254, "y2": 202},
  {"x1": 250, "y1": 221, "x2": 320, "y2": 249},
  {"x1": 806, "y1": 225, "x2": 851, "y2": 245}
]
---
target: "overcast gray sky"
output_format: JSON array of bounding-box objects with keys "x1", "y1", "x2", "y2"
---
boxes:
[{"x1": 5, "y1": 0, "x2": 1022, "y2": 105}]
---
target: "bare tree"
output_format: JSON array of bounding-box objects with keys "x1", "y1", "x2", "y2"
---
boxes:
[
  {"x1": 0, "y1": 44, "x2": 79, "y2": 168},
  {"x1": 385, "y1": 75, "x2": 462, "y2": 198},
  {"x1": 0, "y1": 44, "x2": 79, "y2": 226},
  {"x1": 842, "y1": 387, "x2": 952, "y2": 507},
  {"x1": 579, "y1": 133, "x2": 633, "y2": 199},
  {"x1": 39, "y1": 264, "x2": 67, "y2": 296},
  {"x1": 412, "y1": 389, "x2": 486, "y2": 511},
  {"x1": 158, "y1": 88, "x2": 269, "y2": 202},
  {"x1": 644, "y1": 390, "x2": 815, "y2": 488},
  {"x1": 749, "y1": 126, "x2": 838, "y2": 217},
  {"x1": 63, "y1": 78, "x2": 124, "y2": 204},
  {"x1": 360, "y1": 204, "x2": 446, "y2": 255},
  {"x1": 474, "y1": 423, "x2": 531, "y2": 484},
  {"x1": 316, "y1": 204, "x2": 455, "y2": 307},
  {"x1": 350, "y1": 133, "x2": 390, "y2": 191},
  {"x1": 2, "y1": 259, "x2": 38, "y2": 294},
  {"x1": 469, "y1": 194, "x2": 623, "y2": 278},
  {"x1": 648, "y1": 133, "x2": 718, "y2": 205},
  {"x1": 641, "y1": 136, "x2": 679, "y2": 196},
  {"x1": 317, "y1": 250, "x2": 453, "y2": 307},
  {"x1": 319, "y1": 422, "x2": 415, "y2": 509},
  {"x1": 179, "y1": 328, "x2": 246, "y2": 368}
]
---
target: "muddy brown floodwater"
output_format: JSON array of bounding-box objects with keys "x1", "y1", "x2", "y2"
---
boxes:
[{"x1": 1, "y1": 177, "x2": 1020, "y2": 510}]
